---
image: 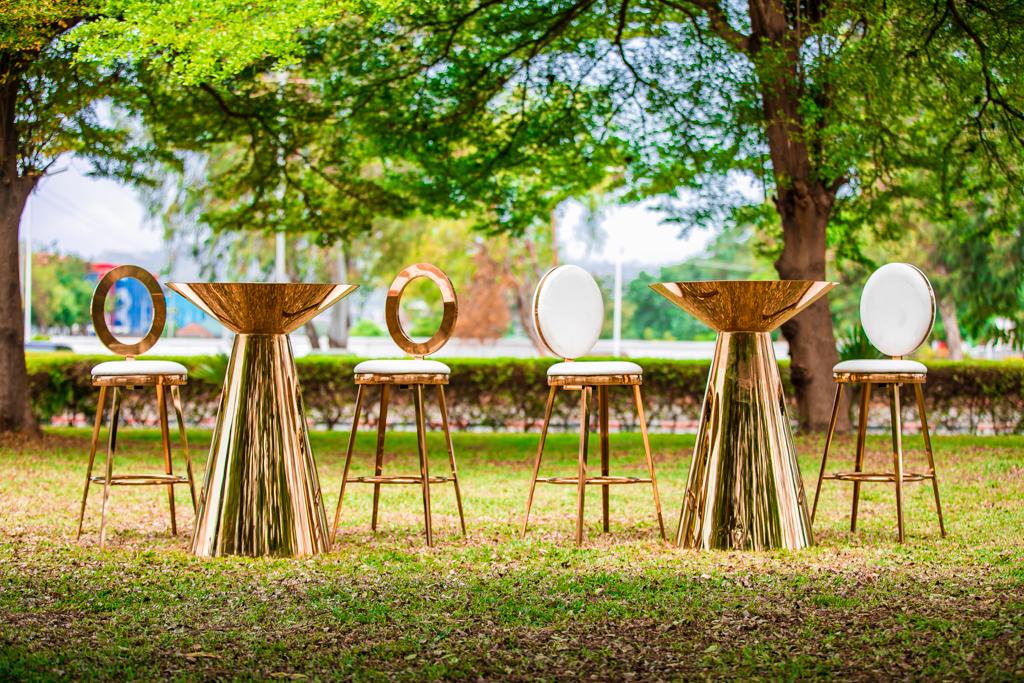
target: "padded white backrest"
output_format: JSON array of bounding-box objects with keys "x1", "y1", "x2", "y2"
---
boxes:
[
  {"x1": 860, "y1": 263, "x2": 935, "y2": 357},
  {"x1": 533, "y1": 265, "x2": 604, "y2": 359}
]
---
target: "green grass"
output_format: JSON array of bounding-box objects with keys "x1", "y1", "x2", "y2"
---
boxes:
[{"x1": 1, "y1": 427, "x2": 1022, "y2": 680}]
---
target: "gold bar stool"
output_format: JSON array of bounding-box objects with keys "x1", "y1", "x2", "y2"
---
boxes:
[
  {"x1": 813, "y1": 263, "x2": 945, "y2": 542},
  {"x1": 522, "y1": 265, "x2": 665, "y2": 546},
  {"x1": 77, "y1": 265, "x2": 198, "y2": 548},
  {"x1": 330, "y1": 263, "x2": 466, "y2": 547}
]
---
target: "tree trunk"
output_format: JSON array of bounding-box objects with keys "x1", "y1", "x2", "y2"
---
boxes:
[
  {"x1": 774, "y1": 189, "x2": 846, "y2": 431},
  {"x1": 748, "y1": 0, "x2": 849, "y2": 432},
  {"x1": 938, "y1": 296, "x2": 964, "y2": 360},
  {"x1": 327, "y1": 246, "x2": 349, "y2": 349},
  {"x1": 0, "y1": 70, "x2": 39, "y2": 435}
]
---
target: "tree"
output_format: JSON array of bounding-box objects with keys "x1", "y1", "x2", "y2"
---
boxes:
[
  {"x1": 72, "y1": 1, "x2": 1024, "y2": 428},
  {"x1": 30, "y1": 250, "x2": 93, "y2": 332}
]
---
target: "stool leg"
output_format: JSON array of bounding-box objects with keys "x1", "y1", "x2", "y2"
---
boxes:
[
  {"x1": 599, "y1": 386, "x2": 610, "y2": 533},
  {"x1": 575, "y1": 387, "x2": 591, "y2": 546},
  {"x1": 522, "y1": 386, "x2": 557, "y2": 537},
  {"x1": 811, "y1": 383, "x2": 844, "y2": 525},
  {"x1": 77, "y1": 385, "x2": 108, "y2": 541},
  {"x1": 633, "y1": 384, "x2": 665, "y2": 540},
  {"x1": 851, "y1": 382, "x2": 871, "y2": 532},
  {"x1": 169, "y1": 385, "x2": 197, "y2": 513},
  {"x1": 156, "y1": 385, "x2": 177, "y2": 536},
  {"x1": 915, "y1": 383, "x2": 946, "y2": 537},
  {"x1": 889, "y1": 383, "x2": 905, "y2": 543},
  {"x1": 99, "y1": 387, "x2": 122, "y2": 550},
  {"x1": 331, "y1": 384, "x2": 364, "y2": 545},
  {"x1": 436, "y1": 385, "x2": 466, "y2": 535},
  {"x1": 413, "y1": 385, "x2": 433, "y2": 546},
  {"x1": 371, "y1": 385, "x2": 390, "y2": 532}
]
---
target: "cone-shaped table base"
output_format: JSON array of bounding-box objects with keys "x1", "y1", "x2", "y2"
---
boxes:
[
  {"x1": 168, "y1": 282, "x2": 356, "y2": 557},
  {"x1": 651, "y1": 280, "x2": 836, "y2": 551},
  {"x1": 677, "y1": 332, "x2": 812, "y2": 550}
]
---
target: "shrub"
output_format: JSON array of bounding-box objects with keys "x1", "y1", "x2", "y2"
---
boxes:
[{"x1": 23, "y1": 354, "x2": 1024, "y2": 434}]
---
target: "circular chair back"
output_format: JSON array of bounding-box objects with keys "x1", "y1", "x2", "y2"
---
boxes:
[
  {"x1": 532, "y1": 265, "x2": 604, "y2": 360},
  {"x1": 860, "y1": 263, "x2": 935, "y2": 358},
  {"x1": 91, "y1": 265, "x2": 166, "y2": 359},
  {"x1": 384, "y1": 263, "x2": 458, "y2": 359}
]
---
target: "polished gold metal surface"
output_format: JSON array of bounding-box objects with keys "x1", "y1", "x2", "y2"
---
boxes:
[
  {"x1": 167, "y1": 282, "x2": 357, "y2": 334},
  {"x1": 354, "y1": 373, "x2": 449, "y2": 385},
  {"x1": 91, "y1": 265, "x2": 166, "y2": 357},
  {"x1": 384, "y1": 263, "x2": 458, "y2": 358},
  {"x1": 78, "y1": 265, "x2": 197, "y2": 548},
  {"x1": 650, "y1": 280, "x2": 836, "y2": 333},
  {"x1": 331, "y1": 382, "x2": 467, "y2": 547},
  {"x1": 169, "y1": 282, "x2": 356, "y2": 558},
  {"x1": 521, "y1": 379, "x2": 666, "y2": 546},
  {"x1": 654, "y1": 280, "x2": 837, "y2": 551},
  {"x1": 77, "y1": 382, "x2": 197, "y2": 548},
  {"x1": 814, "y1": 374, "x2": 946, "y2": 543}
]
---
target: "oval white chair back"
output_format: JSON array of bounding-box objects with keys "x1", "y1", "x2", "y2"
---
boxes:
[
  {"x1": 533, "y1": 265, "x2": 604, "y2": 360},
  {"x1": 860, "y1": 263, "x2": 935, "y2": 358}
]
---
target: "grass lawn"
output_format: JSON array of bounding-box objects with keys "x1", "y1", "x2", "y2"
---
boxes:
[{"x1": 1, "y1": 425, "x2": 1022, "y2": 680}]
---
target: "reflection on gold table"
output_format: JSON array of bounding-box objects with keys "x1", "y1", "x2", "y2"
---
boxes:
[
  {"x1": 651, "y1": 280, "x2": 836, "y2": 551},
  {"x1": 167, "y1": 282, "x2": 357, "y2": 558}
]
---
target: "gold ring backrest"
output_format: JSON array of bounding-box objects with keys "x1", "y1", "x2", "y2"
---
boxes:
[
  {"x1": 384, "y1": 263, "x2": 457, "y2": 358},
  {"x1": 90, "y1": 265, "x2": 166, "y2": 358}
]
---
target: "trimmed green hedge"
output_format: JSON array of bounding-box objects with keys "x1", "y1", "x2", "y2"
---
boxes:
[{"x1": 24, "y1": 354, "x2": 1024, "y2": 434}]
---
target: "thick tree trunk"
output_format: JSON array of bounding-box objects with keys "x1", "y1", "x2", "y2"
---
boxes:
[
  {"x1": 0, "y1": 71, "x2": 39, "y2": 435},
  {"x1": 773, "y1": 186, "x2": 847, "y2": 431},
  {"x1": 938, "y1": 296, "x2": 964, "y2": 360}
]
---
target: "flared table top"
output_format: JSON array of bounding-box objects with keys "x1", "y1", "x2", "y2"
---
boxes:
[
  {"x1": 650, "y1": 280, "x2": 837, "y2": 333},
  {"x1": 168, "y1": 282, "x2": 358, "y2": 334}
]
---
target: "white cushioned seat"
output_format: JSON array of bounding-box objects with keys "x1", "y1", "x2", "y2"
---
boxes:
[
  {"x1": 91, "y1": 360, "x2": 188, "y2": 377},
  {"x1": 353, "y1": 359, "x2": 451, "y2": 375},
  {"x1": 547, "y1": 361, "x2": 643, "y2": 376},
  {"x1": 833, "y1": 359, "x2": 927, "y2": 374}
]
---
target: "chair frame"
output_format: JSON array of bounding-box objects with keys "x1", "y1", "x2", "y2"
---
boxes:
[
  {"x1": 330, "y1": 264, "x2": 466, "y2": 547},
  {"x1": 812, "y1": 371, "x2": 945, "y2": 542},
  {"x1": 77, "y1": 265, "x2": 198, "y2": 548},
  {"x1": 521, "y1": 266, "x2": 665, "y2": 546}
]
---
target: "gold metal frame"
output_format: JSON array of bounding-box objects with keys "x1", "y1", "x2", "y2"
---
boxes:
[
  {"x1": 78, "y1": 266, "x2": 197, "y2": 547},
  {"x1": 90, "y1": 264, "x2": 166, "y2": 358},
  {"x1": 812, "y1": 371, "x2": 946, "y2": 543},
  {"x1": 651, "y1": 280, "x2": 837, "y2": 551},
  {"x1": 521, "y1": 376, "x2": 665, "y2": 546},
  {"x1": 332, "y1": 264, "x2": 464, "y2": 547},
  {"x1": 384, "y1": 263, "x2": 458, "y2": 358},
  {"x1": 167, "y1": 282, "x2": 357, "y2": 558}
]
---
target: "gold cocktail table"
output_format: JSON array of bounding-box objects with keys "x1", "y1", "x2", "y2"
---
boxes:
[
  {"x1": 651, "y1": 280, "x2": 836, "y2": 551},
  {"x1": 168, "y1": 282, "x2": 357, "y2": 558}
]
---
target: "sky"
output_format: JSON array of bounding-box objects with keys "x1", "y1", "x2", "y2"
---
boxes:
[{"x1": 23, "y1": 156, "x2": 714, "y2": 269}]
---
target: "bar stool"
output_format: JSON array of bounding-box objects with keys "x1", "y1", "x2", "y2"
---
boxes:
[
  {"x1": 813, "y1": 263, "x2": 946, "y2": 542},
  {"x1": 330, "y1": 263, "x2": 466, "y2": 547},
  {"x1": 521, "y1": 265, "x2": 665, "y2": 545},
  {"x1": 76, "y1": 265, "x2": 198, "y2": 548}
]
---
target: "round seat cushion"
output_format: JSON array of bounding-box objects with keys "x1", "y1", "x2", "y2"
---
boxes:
[
  {"x1": 353, "y1": 359, "x2": 451, "y2": 375},
  {"x1": 91, "y1": 360, "x2": 188, "y2": 377},
  {"x1": 861, "y1": 263, "x2": 934, "y2": 356},
  {"x1": 833, "y1": 359, "x2": 927, "y2": 374},
  {"x1": 547, "y1": 361, "x2": 643, "y2": 376}
]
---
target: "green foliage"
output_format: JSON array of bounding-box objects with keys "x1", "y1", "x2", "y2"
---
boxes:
[
  {"x1": 349, "y1": 319, "x2": 385, "y2": 337},
  {"x1": 837, "y1": 326, "x2": 880, "y2": 362},
  {"x1": 29, "y1": 252, "x2": 93, "y2": 331},
  {"x1": 23, "y1": 353, "x2": 1024, "y2": 434}
]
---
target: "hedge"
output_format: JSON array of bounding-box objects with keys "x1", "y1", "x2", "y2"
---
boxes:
[{"x1": 24, "y1": 354, "x2": 1024, "y2": 434}]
